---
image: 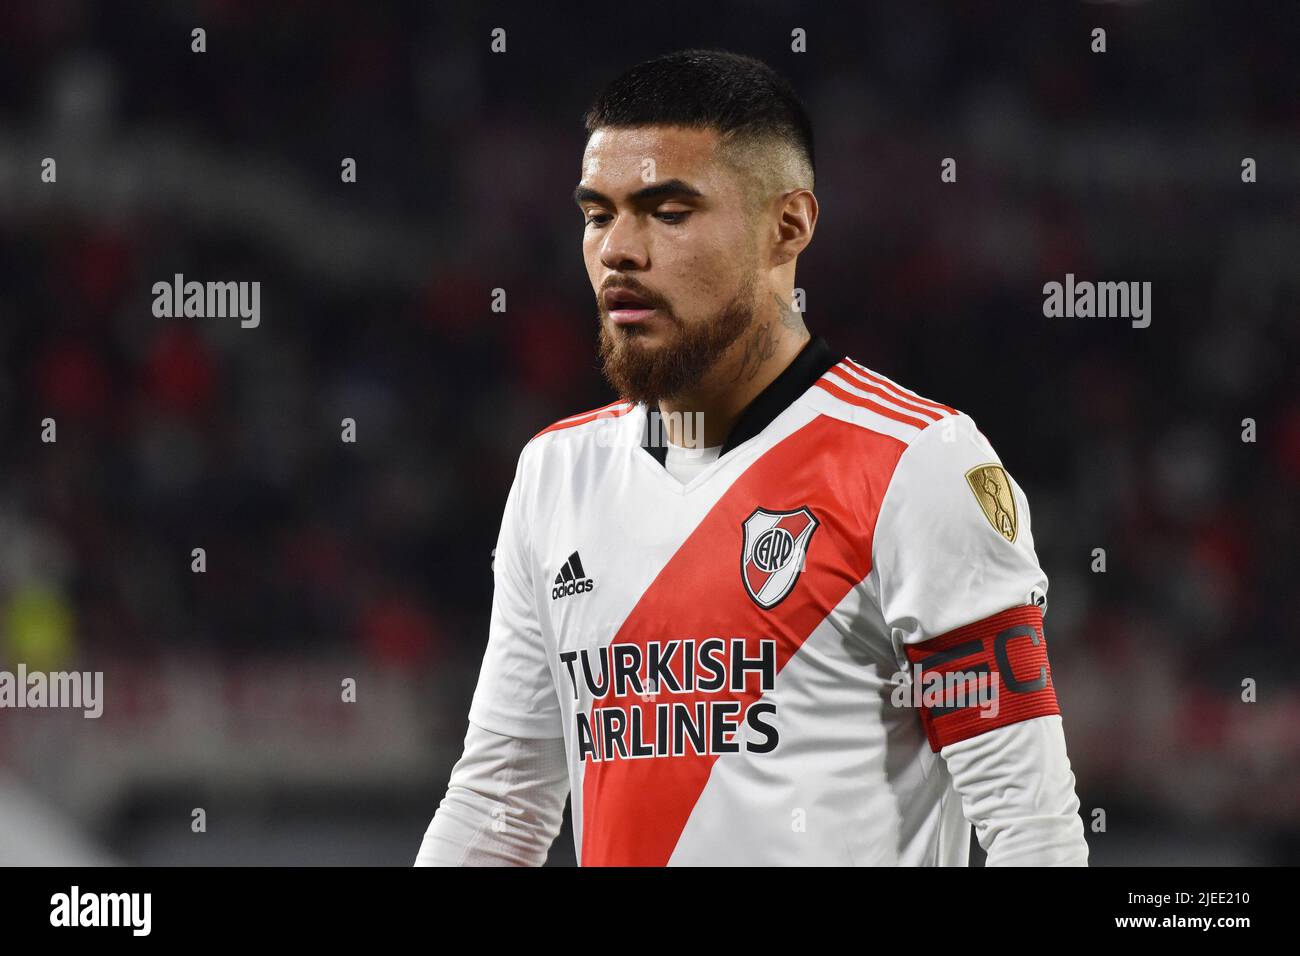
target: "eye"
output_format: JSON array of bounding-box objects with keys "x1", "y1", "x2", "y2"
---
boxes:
[{"x1": 583, "y1": 209, "x2": 690, "y2": 227}]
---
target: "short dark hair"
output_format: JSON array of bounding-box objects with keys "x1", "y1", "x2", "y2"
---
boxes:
[{"x1": 583, "y1": 49, "x2": 815, "y2": 192}]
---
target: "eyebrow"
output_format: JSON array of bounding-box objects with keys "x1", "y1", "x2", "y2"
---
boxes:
[{"x1": 573, "y1": 178, "x2": 705, "y2": 206}]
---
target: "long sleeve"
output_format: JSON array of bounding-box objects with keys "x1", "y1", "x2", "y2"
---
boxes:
[
  {"x1": 941, "y1": 714, "x2": 1088, "y2": 866},
  {"x1": 871, "y1": 412, "x2": 1087, "y2": 865},
  {"x1": 417, "y1": 438, "x2": 571, "y2": 866},
  {"x1": 415, "y1": 720, "x2": 569, "y2": 867}
]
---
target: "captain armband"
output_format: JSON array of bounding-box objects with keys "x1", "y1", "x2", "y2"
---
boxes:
[{"x1": 901, "y1": 604, "x2": 1060, "y2": 752}]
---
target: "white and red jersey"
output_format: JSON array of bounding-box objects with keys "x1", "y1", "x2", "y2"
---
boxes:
[{"x1": 467, "y1": 336, "x2": 1067, "y2": 866}]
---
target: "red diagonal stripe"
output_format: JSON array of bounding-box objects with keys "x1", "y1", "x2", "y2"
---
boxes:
[{"x1": 580, "y1": 414, "x2": 907, "y2": 865}]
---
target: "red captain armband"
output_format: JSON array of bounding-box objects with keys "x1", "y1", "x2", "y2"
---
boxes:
[{"x1": 903, "y1": 604, "x2": 1060, "y2": 752}]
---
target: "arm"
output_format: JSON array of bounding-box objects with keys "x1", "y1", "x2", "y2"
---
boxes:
[
  {"x1": 874, "y1": 414, "x2": 1089, "y2": 866},
  {"x1": 941, "y1": 715, "x2": 1087, "y2": 866},
  {"x1": 416, "y1": 443, "x2": 569, "y2": 865},
  {"x1": 415, "y1": 721, "x2": 568, "y2": 867}
]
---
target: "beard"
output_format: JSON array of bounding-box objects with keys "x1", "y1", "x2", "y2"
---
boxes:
[{"x1": 597, "y1": 274, "x2": 759, "y2": 406}]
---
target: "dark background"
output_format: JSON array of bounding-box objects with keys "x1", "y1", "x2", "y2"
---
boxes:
[{"x1": 0, "y1": 0, "x2": 1297, "y2": 865}]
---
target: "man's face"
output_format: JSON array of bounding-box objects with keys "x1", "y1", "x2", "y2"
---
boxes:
[{"x1": 576, "y1": 125, "x2": 763, "y2": 405}]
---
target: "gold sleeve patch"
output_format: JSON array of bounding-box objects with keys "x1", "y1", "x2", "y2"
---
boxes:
[{"x1": 964, "y1": 463, "x2": 1018, "y2": 543}]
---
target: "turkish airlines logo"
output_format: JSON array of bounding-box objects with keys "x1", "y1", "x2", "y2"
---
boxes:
[{"x1": 740, "y1": 506, "x2": 819, "y2": 609}]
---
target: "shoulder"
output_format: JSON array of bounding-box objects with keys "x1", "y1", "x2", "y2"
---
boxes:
[
  {"x1": 807, "y1": 355, "x2": 1025, "y2": 533},
  {"x1": 499, "y1": 399, "x2": 636, "y2": 534},
  {"x1": 854, "y1": 371, "x2": 1033, "y2": 560},
  {"x1": 529, "y1": 398, "x2": 636, "y2": 443},
  {"x1": 809, "y1": 355, "x2": 964, "y2": 449},
  {"x1": 513, "y1": 398, "x2": 639, "y2": 480}
]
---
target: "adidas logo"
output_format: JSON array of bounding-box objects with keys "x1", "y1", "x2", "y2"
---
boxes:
[{"x1": 552, "y1": 551, "x2": 595, "y2": 601}]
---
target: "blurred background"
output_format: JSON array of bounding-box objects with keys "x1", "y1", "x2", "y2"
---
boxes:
[{"x1": 0, "y1": 0, "x2": 1297, "y2": 865}]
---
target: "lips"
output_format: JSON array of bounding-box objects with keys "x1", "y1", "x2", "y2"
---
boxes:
[
  {"x1": 604, "y1": 288, "x2": 653, "y2": 310},
  {"x1": 608, "y1": 306, "x2": 657, "y2": 326},
  {"x1": 603, "y1": 287, "x2": 659, "y2": 325}
]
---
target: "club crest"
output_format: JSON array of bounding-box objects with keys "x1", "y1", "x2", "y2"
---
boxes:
[{"x1": 741, "y1": 506, "x2": 819, "y2": 609}]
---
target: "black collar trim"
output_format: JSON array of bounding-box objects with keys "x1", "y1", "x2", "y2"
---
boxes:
[{"x1": 640, "y1": 335, "x2": 838, "y2": 467}]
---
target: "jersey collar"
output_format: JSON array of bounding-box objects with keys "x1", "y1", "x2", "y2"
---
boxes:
[{"x1": 639, "y1": 334, "x2": 838, "y2": 467}]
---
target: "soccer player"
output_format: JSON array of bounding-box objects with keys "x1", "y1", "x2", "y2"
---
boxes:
[{"x1": 416, "y1": 49, "x2": 1088, "y2": 866}]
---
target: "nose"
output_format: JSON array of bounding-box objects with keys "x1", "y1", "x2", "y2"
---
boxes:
[{"x1": 599, "y1": 213, "x2": 649, "y2": 272}]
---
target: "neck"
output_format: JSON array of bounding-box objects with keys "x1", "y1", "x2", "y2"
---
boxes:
[{"x1": 659, "y1": 293, "x2": 810, "y2": 448}]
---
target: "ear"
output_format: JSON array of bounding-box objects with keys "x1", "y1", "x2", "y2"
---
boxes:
[{"x1": 770, "y1": 189, "x2": 818, "y2": 267}]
